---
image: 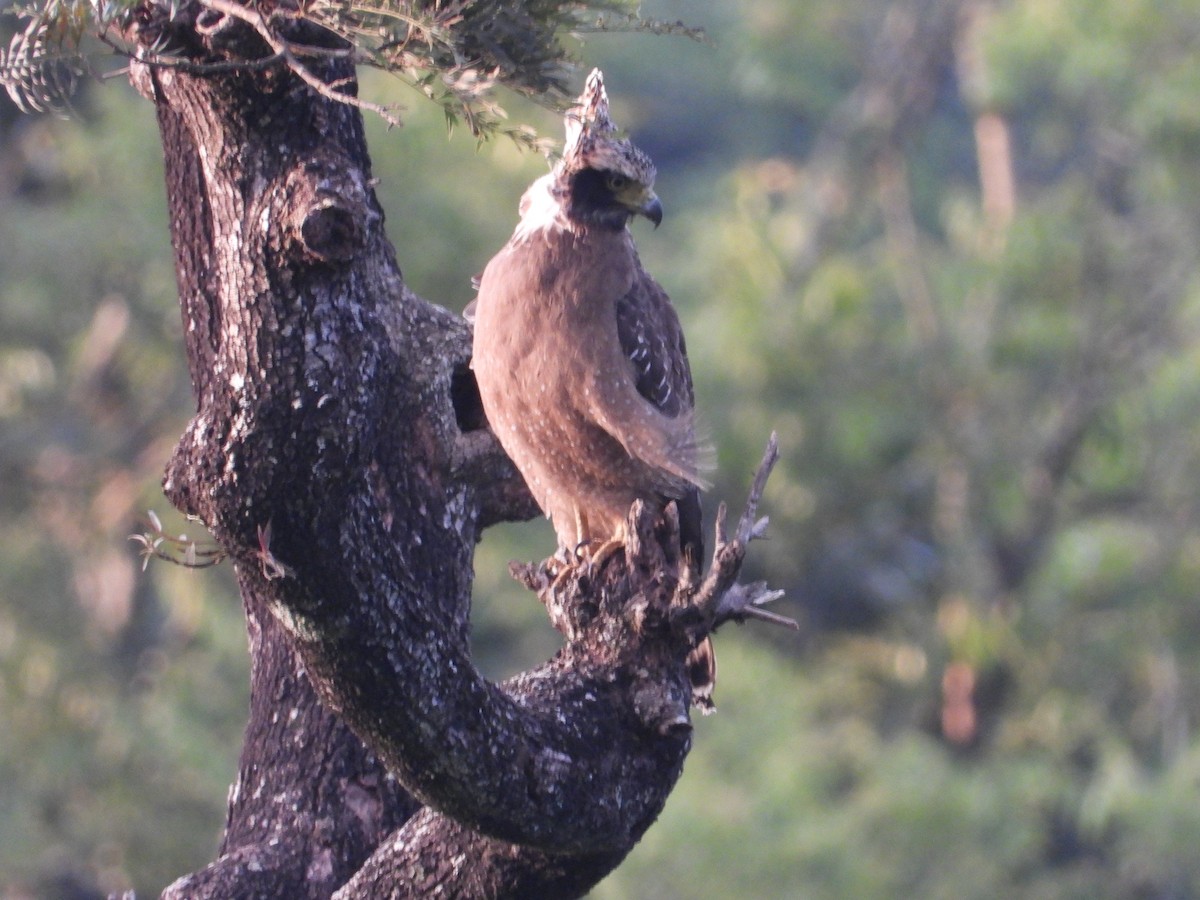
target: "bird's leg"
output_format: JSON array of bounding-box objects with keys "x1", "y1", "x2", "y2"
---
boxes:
[
  {"x1": 573, "y1": 508, "x2": 589, "y2": 557},
  {"x1": 542, "y1": 506, "x2": 591, "y2": 585},
  {"x1": 580, "y1": 514, "x2": 630, "y2": 577},
  {"x1": 546, "y1": 545, "x2": 578, "y2": 592},
  {"x1": 547, "y1": 529, "x2": 596, "y2": 591},
  {"x1": 586, "y1": 535, "x2": 626, "y2": 574},
  {"x1": 550, "y1": 536, "x2": 624, "y2": 592},
  {"x1": 550, "y1": 509, "x2": 625, "y2": 586}
]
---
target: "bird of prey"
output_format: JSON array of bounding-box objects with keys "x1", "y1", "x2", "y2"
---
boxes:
[{"x1": 470, "y1": 68, "x2": 716, "y2": 711}]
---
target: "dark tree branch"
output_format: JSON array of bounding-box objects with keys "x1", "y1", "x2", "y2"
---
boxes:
[
  {"x1": 162, "y1": 591, "x2": 420, "y2": 900},
  {"x1": 336, "y1": 812, "x2": 627, "y2": 900},
  {"x1": 693, "y1": 432, "x2": 793, "y2": 631},
  {"x1": 148, "y1": 43, "x2": 674, "y2": 851},
  {"x1": 115, "y1": 3, "x2": 784, "y2": 897}
]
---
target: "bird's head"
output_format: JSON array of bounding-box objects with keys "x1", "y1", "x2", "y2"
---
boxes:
[{"x1": 557, "y1": 69, "x2": 662, "y2": 231}]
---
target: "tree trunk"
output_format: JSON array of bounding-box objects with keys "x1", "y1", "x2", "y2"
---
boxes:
[{"x1": 131, "y1": 10, "x2": 714, "y2": 899}]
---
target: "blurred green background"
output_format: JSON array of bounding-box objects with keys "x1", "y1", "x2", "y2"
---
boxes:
[{"x1": 5, "y1": 0, "x2": 1200, "y2": 897}]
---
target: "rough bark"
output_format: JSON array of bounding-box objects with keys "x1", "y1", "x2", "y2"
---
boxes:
[
  {"x1": 124, "y1": 5, "x2": 770, "y2": 898},
  {"x1": 162, "y1": 591, "x2": 421, "y2": 900}
]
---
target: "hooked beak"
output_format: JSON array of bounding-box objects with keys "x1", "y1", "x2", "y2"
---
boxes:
[{"x1": 640, "y1": 193, "x2": 664, "y2": 228}]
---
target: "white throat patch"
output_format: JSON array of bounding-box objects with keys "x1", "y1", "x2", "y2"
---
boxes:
[{"x1": 512, "y1": 173, "x2": 574, "y2": 242}]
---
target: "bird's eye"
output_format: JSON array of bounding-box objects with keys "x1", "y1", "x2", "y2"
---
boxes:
[{"x1": 606, "y1": 173, "x2": 629, "y2": 192}]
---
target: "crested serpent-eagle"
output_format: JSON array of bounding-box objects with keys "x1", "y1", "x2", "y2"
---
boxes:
[{"x1": 470, "y1": 69, "x2": 717, "y2": 710}]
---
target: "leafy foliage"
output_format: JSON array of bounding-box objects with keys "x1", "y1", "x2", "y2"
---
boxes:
[
  {"x1": 1, "y1": 0, "x2": 702, "y2": 143},
  {"x1": 0, "y1": 17, "x2": 82, "y2": 113}
]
